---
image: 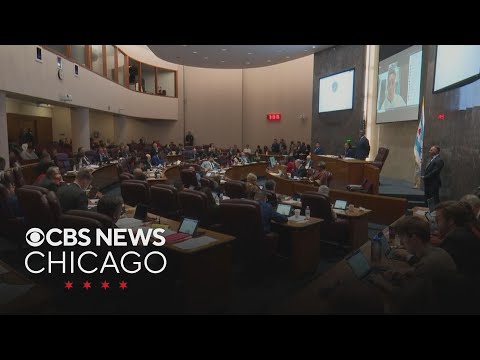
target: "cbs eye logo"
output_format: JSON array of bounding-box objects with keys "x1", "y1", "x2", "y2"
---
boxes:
[{"x1": 25, "y1": 228, "x2": 45, "y2": 247}]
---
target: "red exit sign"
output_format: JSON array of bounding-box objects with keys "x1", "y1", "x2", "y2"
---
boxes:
[{"x1": 267, "y1": 113, "x2": 281, "y2": 121}]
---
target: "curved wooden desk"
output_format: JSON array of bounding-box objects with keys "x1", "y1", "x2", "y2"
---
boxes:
[
  {"x1": 224, "y1": 162, "x2": 267, "y2": 181},
  {"x1": 311, "y1": 155, "x2": 379, "y2": 193},
  {"x1": 63, "y1": 163, "x2": 120, "y2": 190},
  {"x1": 163, "y1": 165, "x2": 181, "y2": 184}
]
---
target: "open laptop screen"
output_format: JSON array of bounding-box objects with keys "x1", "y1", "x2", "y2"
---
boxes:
[
  {"x1": 346, "y1": 250, "x2": 371, "y2": 279},
  {"x1": 333, "y1": 199, "x2": 348, "y2": 210},
  {"x1": 269, "y1": 156, "x2": 277, "y2": 168},
  {"x1": 178, "y1": 218, "x2": 199, "y2": 235},
  {"x1": 276, "y1": 204, "x2": 292, "y2": 216}
]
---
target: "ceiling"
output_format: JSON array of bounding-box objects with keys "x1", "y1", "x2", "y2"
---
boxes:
[{"x1": 148, "y1": 45, "x2": 333, "y2": 69}]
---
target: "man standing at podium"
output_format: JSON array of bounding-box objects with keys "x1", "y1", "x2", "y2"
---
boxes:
[{"x1": 355, "y1": 130, "x2": 370, "y2": 160}]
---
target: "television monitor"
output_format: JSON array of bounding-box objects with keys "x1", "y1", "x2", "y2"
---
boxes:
[
  {"x1": 433, "y1": 45, "x2": 480, "y2": 93},
  {"x1": 318, "y1": 68, "x2": 355, "y2": 113},
  {"x1": 376, "y1": 45, "x2": 423, "y2": 123}
]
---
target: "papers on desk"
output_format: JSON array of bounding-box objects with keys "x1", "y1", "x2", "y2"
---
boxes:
[
  {"x1": 288, "y1": 215, "x2": 307, "y2": 222},
  {"x1": 86, "y1": 165, "x2": 99, "y2": 169},
  {"x1": 88, "y1": 199, "x2": 99, "y2": 209},
  {"x1": 0, "y1": 283, "x2": 34, "y2": 306},
  {"x1": 415, "y1": 210, "x2": 427, "y2": 216},
  {"x1": 283, "y1": 199, "x2": 301, "y2": 206},
  {"x1": 220, "y1": 180, "x2": 226, "y2": 184},
  {"x1": 172, "y1": 236, "x2": 217, "y2": 250},
  {"x1": 344, "y1": 157, "x2": 356, "y2": 160},
  {"x1": 116, "y1": 218, "x2": 143, "y2": 229}
]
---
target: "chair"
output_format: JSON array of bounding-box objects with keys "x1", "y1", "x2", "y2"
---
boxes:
[
  {"x1": 300, "y1": 191, "x2": 349, "y2": 248},
  {"x1": 119, "y1": 172, "x2": 134, "y2": 181},
  {"x1": 149, "y1": 184, "x2": 182, "y2": 219},
  {"x1": 200, "y1": 177, "x2": 216, "y2": 190},
  {"x1": 58, "y1": 214, "x2": 104, "y2": 232},
  {"x1": 177, "y1": 189, "x2": 214, "y2": 227},
  {"x1": 0, "y1": 183, "x2": 25, "y2": 240},
  {"x1": 346, "y1": 178, "x2": 374, "y2": 194},
  {"x1": 12, "y1": 167, "x2": 26, "y2": 188},
  {"x1": 55, "y1": 153, "x2": 72, "y2": 174},
  {"x1": 66, "y1": 209, "x2": 116, "y2": 229},
  {"x1": 217, "y1": 199, "x2": 278, "y2": 277},
  {"x1": 17, "y1": 186, "x2": 62, "y2": 229},
  {"x1": 371, "y1": 147, "x2": 389, "y2": 173},
  {"x1": 265, "y1": 190, "x2": 278, "y2": 208},
  {"x1": 120, "y1": 180, "x2": 150, "y2": 207},
  {"x1": 180, "y1": 169, "x2": 199, "y2": 189},
  {"x1": 224, "y1": 180, "x2": 246, "y2": 199}
]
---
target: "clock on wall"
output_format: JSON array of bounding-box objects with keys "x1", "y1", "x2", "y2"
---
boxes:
[{"x1": 58, "y1": 68, "x2": 64, "y2": 80}]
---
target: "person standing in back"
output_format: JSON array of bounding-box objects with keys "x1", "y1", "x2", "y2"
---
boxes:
[
  {"x1": 422, "y1": 145, "x2": 444, "y2": 206},
  {"x1": 185, "y1": 131, "x2": 194, "y2": 146}
]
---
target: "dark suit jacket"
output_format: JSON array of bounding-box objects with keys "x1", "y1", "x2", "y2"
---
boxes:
[
  {"x1": 355, "y1": 136, "x2": 370, "y2": 160},
  {"x1": 423, "y1": 156, "x2": 444, "y2": 187},
  {"x1": 441, "y1": 227, "x2": 480, "y2": 280},
  {"x1": 57, "y1": 183, "x2": 88, "y2": 212},
  {"x1": 294, "y1": 165, "x2": 307, "y2": 178}
]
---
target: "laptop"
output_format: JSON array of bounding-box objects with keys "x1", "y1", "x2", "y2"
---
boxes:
[
  {"x1": 333, "y1": 199, "x2": 348, "y2": 211},
  {"x1": 346, "y1": 250, "x2": 372, "y2": 279},
  {"x1": 164, "y1": 218, "x2": 200, "y2": 244},
  {"x1": 276, "y1": 204, "x2": 292, "y2": 216},
  {"x1": 134, "y1": 204, "x2": 149, "y2": 221}
]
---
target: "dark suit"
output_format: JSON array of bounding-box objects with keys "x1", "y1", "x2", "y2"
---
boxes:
[
  {"x1": 293, "y1": 165, "x2": 307, "y2": 178},
  {"x1": 423, "y1": 155, "x2": 444, "y2": 205},
  {"x1": 57, "y1": 183, "x2": 88, "y2": 212},
  {"x1": 37, "y1": 177, "x2": 62, "y2": 193},
  {"x1": 355, "y1": 136, "x2": 370, "y2": 160},
  {"x1": 344, "y1": 148, "x2": 355, "y2": 158}
]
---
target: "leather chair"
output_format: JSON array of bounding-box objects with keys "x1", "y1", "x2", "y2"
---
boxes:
[
  {"x1": 120, "y1": 180, "x2": 150, "y2": 207},
  {"x1": 0, "y1": 183, "x2": 24, "y2": 240},
  {"x1": 217, "y1": 199, "x2": 278, "y2": 276},
  {"x1": 12, "y1": 167, "x2": 26, "y2": 188},
  {"x1": 150, "y1": 184, "x2": 182, "y2": 219},
  {"x1": 66, "y1": 209, "x2": 116, "y2": 229},
  {"x1": 119, "y1": 172, "x2": 134, "y2": 181},
  {"x1": 371, "y1": 147, "x2": 389, "y2": 173},
  {"x1": 224, "y1": 180, "x2": 246, "y2": 199},
  {"x1": 177, "y1": 189, "x2": 213, "y2": 227},
  {"x1": 200, "y1": 176, "x2": 216, "y2": 190},
  {"x1": 265, "y1": 190, "x2": 278, "y2": 208},
  {"x1": 55, "y1": 153, "x2": 72, "y2": 174},
  {"x1": 58, "y1": 214, "x2": 104, "y2": 231},
  {"x1": 301, "y1": 191, "x2": 349, "y2": 248},
  {"x1": 180, "y1": 169, "x2": 199, "y2": 189},
  {"x1": 346, "y1": 178, "x2": 374, "y2": 194},
  {"x1": 17, "y1": 186, "x2": 61, "y2": 229}
]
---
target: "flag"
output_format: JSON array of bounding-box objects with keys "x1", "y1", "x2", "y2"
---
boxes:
[{"x1": 413, "y1": 97, "x2": 425, "y2": 188}]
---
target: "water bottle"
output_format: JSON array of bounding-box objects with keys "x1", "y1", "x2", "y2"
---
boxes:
[
  {"x1": 305, "y1": 206, "x2": 311, "y2": 220},
  {"x1": 371, "y1": 234, "x2": 382, "y2": 265}
]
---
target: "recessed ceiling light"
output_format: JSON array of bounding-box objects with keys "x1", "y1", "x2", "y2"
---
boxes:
[
  {"x1": 221, "y1": 48, "x2": 227, "y2": 51},
  {"x1": 267, "y1": 60, "x2": 271, "y2": 63},
  {"x1": 204, "y1": 57, "x2": 208, "y2": 59},
  {"x1": 312, "y1": 46, "x2": 316, "y2": 49},
  {"x1": 248, "y1": 52, "x2": 253, "y2": 55},
  {"x1": 192, "y1": 51, "x2": 198, "y2": 54}
]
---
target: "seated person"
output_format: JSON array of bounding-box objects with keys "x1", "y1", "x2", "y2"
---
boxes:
[
  {"x1": 310, "y1": 161, "x2": 332, "y2": 186},
  {"x1": 304, "y1": 155, "x2": 314, "y2": 170},
  {"x1": 243, "y1": 145, "x2": 252, "y2": 155},
  {"x1": 200, "y1": 186, "x2": 220, "y2": 210},
  {"x1": 369, "y1": 216, "x2": 457, "y2": 314},
  {"x1": 20, "y1": 143, "x2": 38, "y2": 160},
  {"x1": 264, "y1": 179, "x2": 280, "y2": 208},
  {"x1": 96, "y1": 195, "x2": 124, "y2": 227},
  {"x1": 144, "y1": 154, "x2": 154, "y2": 170},
  {"x1": 245, "y1": 172, "x2": 261, "y2": 199},
  {"x1": 255, "y1": 191, "x2": 288, "y2": 234},
  {"x1": 77, "y1": 147, "x2": 90, "y2": 167},
  {"x1": 286, "y1": 156, "x2": 296, "y2": 175},
  {"x1": 344, "y1": 141, "x2": 355, "y2": 158},
  {"x1": 9, "y1": 151, "x2": 21, "y2": 168},
  {"x1": 201, "y1": 157, "x2": 218, "y2": 172},
  {"x1": 0, "y1": 176, "x2": 22, "y2": 218},
  {"x1": 151, "y1": 154, "x2": 164, "y2": 167},
  {"x1": 133, "y1": 167, "x2": 147, "y2": 181},
  {"x1": 36, "y1": 166, "x2": 65, "y2": 192},
  {"x1": 255, "y1": 145, "x2": 263, "y2": 155},
  {"x1": 317, "y1": 185, "x2": 338, "y2": 220},
  {"x1": 263, "y1": 145, "x2": 269, "y2": 155},
  {"x1": 35, "y1": 153, "x2": 54, "y2": 177},
  {"x1": 239, "y1": 152, "x2": 250, "y2": 164},
  {"x1": 188, "y1": 166, "x2": 202, "y2": 188},
  {"x1": 293, "y1": 159, "x2": 306, "y2": 178},
  {"x1": 57, "y1": 169, "x2": 93, "y2": 212},
  {"x1": 97, "y1": 147, "x2": 110, "y2": 163}
]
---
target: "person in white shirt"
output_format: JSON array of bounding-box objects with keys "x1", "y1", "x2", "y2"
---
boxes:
[
  {"x1": 20, "y1": 143, "x2": 38, "y2": 160},
  {"x1": 380, "y1": 66, "x2": 406, "y2": 111},
  {"x1": 243, "y1": 144, "x2": 252, "y2": 155}
]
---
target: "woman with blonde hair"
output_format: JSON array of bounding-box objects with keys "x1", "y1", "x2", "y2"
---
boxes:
[{"x1": 246, "y1": 172, "x2": 260, "y2": 199}]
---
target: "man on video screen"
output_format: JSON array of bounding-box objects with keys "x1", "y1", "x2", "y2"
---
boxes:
[{"x1": 380, "y1": 65, "x2": 406, "y2": 110}]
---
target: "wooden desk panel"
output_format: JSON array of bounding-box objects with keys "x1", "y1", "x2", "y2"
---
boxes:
[
  {"x1": 164, "y1": 165, "x2": 181, "y2": 184},
  {"x1": 62, "y1": 163, "x2": 120, "y2": 190},
  {"x1": 224, "y1": 162, "x2": 267, "y2": 181}
]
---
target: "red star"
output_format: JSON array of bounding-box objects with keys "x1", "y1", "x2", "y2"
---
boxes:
[
  {"x1": 83, "y1": 281, "x2": 92, "y2": 290},
  {"x1": 119, "y1": 281, "x2": 128, "y2": 290},
  {"x1": 101, "y1": 280, "x2": 110, "y2": 290},
  {"x1": 65, "y1": 281, "x2": 73, "y2": 290}
]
